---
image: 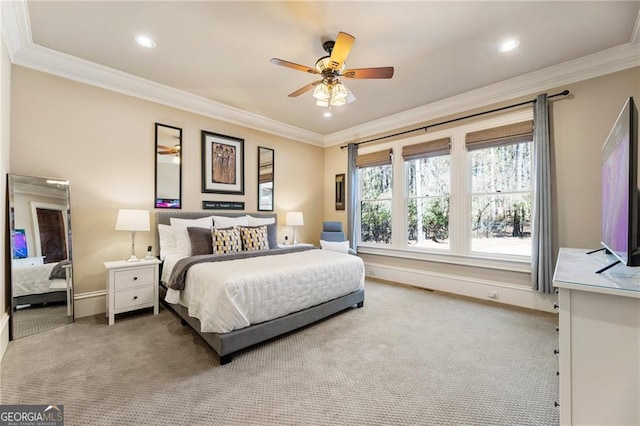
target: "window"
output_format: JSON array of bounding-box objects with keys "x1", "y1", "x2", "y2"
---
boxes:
[
  {"x1": 466, "y1": 120, "x2": 533, "y2": 256},
  {"x1": 404, "y1": 138, "x2": 451, "y2": 250},
  {"x1": 358, "y1": 149, "x2": 393, "y2": 245},
  {"x1": 469, "y1": 142, "x2": 532, "y2": 255},
  {"x1": 355, "y1": 110, "x2": 533, "y2": 265}
]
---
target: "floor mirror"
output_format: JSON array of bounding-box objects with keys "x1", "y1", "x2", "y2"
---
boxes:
[{"x1": 7, "y1": 174, "x2": 74, "y2": 339}]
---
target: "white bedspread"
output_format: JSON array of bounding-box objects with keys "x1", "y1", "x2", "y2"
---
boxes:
[
  {"x1": 13, "y1": 263, "x2": 66, "y2": 297},
  {"x1": 165, "y1": 249, "x2": 364, "y2": 333}
]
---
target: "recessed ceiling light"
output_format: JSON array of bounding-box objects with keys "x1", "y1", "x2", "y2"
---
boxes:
[
  {"x1": 499, "y1": 39, "x2": 519, "y2": 53},
  {"x1": 134, "y1": 35, "x2": 156, "y2": 48},
  {"x1": 323, "y1": 111, "x2": 332, "y2": 118}
]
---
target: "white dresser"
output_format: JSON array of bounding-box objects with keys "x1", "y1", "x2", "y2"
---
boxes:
[
  {"x1": 104, "y1": 258, "x2": 161, "y2": 325},
  {"x1": 553, "y1": 248, "x2": 640, "y2": 426}
]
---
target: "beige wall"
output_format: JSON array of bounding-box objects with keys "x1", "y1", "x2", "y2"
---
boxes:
[
  {"x1": 1, "y1": 29, "x2": 11, "y2": 355},
  {"x1": 323, "y1": 67, "x2": 640, "y2": 286},
  {"x1": 10, "y1": 66, "x2": 324, "y2": 295}
]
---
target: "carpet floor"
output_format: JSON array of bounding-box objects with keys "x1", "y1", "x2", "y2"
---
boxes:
[{"x1": 1, "y1": 280, "x2": 559, "y2": 425}]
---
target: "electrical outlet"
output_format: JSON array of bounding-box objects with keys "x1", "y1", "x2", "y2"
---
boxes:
[{"x1": 488, "y1": 291, "x2": 499, "y2": 299}]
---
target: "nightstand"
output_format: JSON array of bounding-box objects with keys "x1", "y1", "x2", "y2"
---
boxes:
[{"x1": 104, "y1": 258, "x2": 161, "y2": 325}]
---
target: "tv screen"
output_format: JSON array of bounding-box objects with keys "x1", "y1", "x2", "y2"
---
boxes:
[
  {"x1": 12, "y1": 229, "x2": 27, "y2": 259},
  {"x1": 601, "y1": 97, "x2": 639, "y2": 267}
]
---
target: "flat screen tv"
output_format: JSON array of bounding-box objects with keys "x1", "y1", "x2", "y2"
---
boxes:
[
  {"x1": 599, "y1": 96, "x2": 639, "y2": 272},
  {"x1": 12, "y1": 229, "x2": 27, "y2": 259}
]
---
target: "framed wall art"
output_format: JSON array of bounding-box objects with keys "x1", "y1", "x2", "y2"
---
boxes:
[
  {"x1": 201, "y1": 131, "x2": 244, "y2": 195},
  {"x1": 335, "y1": 173, "x2": 345, "y2": 210}
]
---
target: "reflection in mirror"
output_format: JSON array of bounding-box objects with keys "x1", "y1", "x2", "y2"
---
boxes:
[
  {"x1": 155, "y1": 123, "x2": 182, "y2": 209},
  {"x1": 8, "y1": 174, "x2": 74, "y2": 339},
  {"x1": 258, "y1": 146, "x2": 274, "y2": 211}
]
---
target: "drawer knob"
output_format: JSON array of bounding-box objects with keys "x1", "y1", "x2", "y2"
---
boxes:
[
  {"x1": 553, "y1": 303, "x2": 559, "y2": 309},
  {"x1": 553, "y1": 349, "x2": 560, "y2": 355},
  {"x1": 554, "y1": 402, "x2": 560, "y2": 407},
  {"x1": 133, "y1": 277, "x2": 138, "y2": 281},
  {"x1": 133, "y1": 296, "x2": 138, "y2": 300}
]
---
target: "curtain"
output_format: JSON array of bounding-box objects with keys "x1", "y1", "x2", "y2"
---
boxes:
[
  {"x1": 532, "y1": 93, "x2": 553, "y2": 293},
  {"x1": 347, "y1": 143, "x2": 358, "y2": 250}
]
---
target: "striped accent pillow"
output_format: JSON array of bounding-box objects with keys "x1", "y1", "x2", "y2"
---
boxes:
[
  {"x1": 212, "y1": 227, "x2": 242, "y2": 254},
  {"x1": 238, "y1": 225, "x2": 269, "y2": 251}
]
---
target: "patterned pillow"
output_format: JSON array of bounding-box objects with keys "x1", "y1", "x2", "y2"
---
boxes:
[
  {"x1": 212, "y1": 227, "x2": 242, "y2": 254},
  {"x1": 238, "y1": 225, "x2": 269, "y2": 251}
]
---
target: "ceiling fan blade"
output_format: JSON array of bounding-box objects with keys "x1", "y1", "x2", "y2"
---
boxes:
[
  {"x1": 328, "y1": 32, "x2": 355, "y2": 70},
  {"x1": 342, "y1": 67, "x2": 395, "y2": 79},
  {"x1": 270, "y1": 58, "x2": 319, "y2": 75},
  {"x1": 288, "y1": 80, "x2": 323, "y2": 97}
]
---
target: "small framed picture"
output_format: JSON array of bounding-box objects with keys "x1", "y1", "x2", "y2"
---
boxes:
[
  {"x1": 335, "y1": 173, "x2": 345, "y2": 210},
  {"x1": 201, "y1": 131, "x2": 244, "y2": 195}
]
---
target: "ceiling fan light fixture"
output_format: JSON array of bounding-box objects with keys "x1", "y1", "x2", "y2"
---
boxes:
[
  {"x1": 332, "y1": 82, "x2": 349, "y2": 101},
  {"x1": 312, "y1": 83, "x2": 331, "y2": 101},
  {"x1": 172, "y1": 155, "x2": 180, "y2": 165}
]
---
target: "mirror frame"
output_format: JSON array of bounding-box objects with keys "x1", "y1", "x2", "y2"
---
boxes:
[
  {"x1": 257, "y1": 146, "x2": 274, "y2": 212},
  {"x1": 155, "y1": 123, "x2": 183, "y2": 209},
  {"x1": 8, "y1": 174, "x2": 74, "y2": 339}
]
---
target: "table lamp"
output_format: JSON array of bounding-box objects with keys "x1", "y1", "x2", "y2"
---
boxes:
[
  {"x1": 115, "y1": 209, "x2": 150, "y2": 262},
  {"x1": 286, "y1": 211, "x2": 304, "y2": 245}
]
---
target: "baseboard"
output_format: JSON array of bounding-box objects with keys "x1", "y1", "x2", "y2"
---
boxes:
[
  {"x1": 74, "y1": 290, "x2": 107, "y2": 318},
  {"x1": 0, "y1": 312, "x2": 9, "y2": 362},
  {"x1": 365, "y1": 262, "x2": 556, "y2": 313}
]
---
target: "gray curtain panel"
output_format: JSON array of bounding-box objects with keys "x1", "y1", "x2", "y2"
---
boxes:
[
  {"x1": 347, "y1": 143, "x2": 358, "y2": 250},
  {"x1": 532, "y1": 93, "x2": 553, "y2": 293}
]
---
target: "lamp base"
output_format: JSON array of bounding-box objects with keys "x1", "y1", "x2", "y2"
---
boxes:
[{"x1": 125, "y1": 255, "x2": 140, "y2": 262}]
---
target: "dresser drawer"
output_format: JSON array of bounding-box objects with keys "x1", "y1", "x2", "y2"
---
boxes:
[
  {"x1": 113, "y1": 267, "x2": 155, "y2": 290},
  {"x1": 114, "y1": 286, "x2": 154, "y2": 310}
]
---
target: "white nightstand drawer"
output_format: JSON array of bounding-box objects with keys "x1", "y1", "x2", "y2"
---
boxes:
[
  {"x1": 114, "y1": 267, "x2": 155, "y2": 290},
  {"x1": 114, "y1": 286, "x2": 154, "y2": 310}
]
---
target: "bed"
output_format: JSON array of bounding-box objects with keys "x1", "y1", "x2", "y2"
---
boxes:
[
  {"x1": 12, "y1": 261, "x2": 72, "y2": 310},
  {"x1": 156, "y1": 212, "x2": 365, "y2": 364}
]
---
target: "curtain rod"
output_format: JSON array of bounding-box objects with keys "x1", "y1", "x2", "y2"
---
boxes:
[{"x1": 339, "y1": 90, "x2": 570, "y2": 149}]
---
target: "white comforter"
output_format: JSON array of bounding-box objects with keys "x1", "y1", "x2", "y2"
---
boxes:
[
  {"x1": 13, "y1": 263, "x2": 66, "y2": 297},
  {"x1": 165, "y1": 249, "x2": 364, "y2": 333}
]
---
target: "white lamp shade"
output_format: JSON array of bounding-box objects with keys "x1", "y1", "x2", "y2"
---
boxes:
[
  {"x1": 286, "y1": 212, "x2": 304, "y2": 227},
  {"x1": 115, "y1": 209, "x2": 150, "y2": 231}
]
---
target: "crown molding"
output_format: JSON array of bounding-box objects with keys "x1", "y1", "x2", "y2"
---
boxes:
[
  {"x1": 3, "y1": 0, "x2": 639, "y2": 149},
  {"x1": 323, "y1": 41, "x2": 640, "y2": 147},
  {"x1": 0, "y1": 0, "x2": 31, "y2": 59}
]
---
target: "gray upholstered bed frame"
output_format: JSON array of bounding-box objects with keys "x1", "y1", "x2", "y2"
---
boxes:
[{"x1": 155, "y1": 212, "x2": 365, "y2": 365}]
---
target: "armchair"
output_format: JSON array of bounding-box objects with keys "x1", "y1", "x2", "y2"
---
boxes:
[{"x1": 320, "y1": 221, "x2": 356, "y2": 255}]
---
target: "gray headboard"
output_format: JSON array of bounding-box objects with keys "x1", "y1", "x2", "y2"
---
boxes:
[{"x1": 154, "y1": 211, "x2": 277, "y2": 257}]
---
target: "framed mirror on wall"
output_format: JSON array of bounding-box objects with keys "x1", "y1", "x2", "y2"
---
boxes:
[
  {"x1": 258, "y1": 146, "x2": 274, "y2": 211},
  {"x1": 155, "y1": 123, "x2": 182, "y2": 209},
  {"x1": 8, "y1": 174, "x2": 74, "y2": 339}
]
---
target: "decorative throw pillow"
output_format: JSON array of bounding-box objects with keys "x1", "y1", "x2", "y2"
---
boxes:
[
  {"x1": 238, "y1": 225, "x2": 269, "y2": 251},
  {"x1": 187, "y1": 226, "x2": 213, "y2": 255},
  {"x1": 212, "y1": 227, "x2": 242, "y2": 254},
  {"x1": 320, "y1": 239, "x2": 350, "y2": 254},
  {"x1": 48, "y1": 260, "x2": 71, "y2": 280},
  {"x1": 170, "y1": 216, "x2": 214, "y2": 257},
  {"x1": 265, "y1": 223, "x2": 278, "y2": 249}
]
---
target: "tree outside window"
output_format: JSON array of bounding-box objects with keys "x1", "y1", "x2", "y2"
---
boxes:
[
  {"x1": 469, "y1": 141, "x2": 532, "y2": 255},
  {"x1": 359, "y1": 165, "x2": 392, "y2": 244}
]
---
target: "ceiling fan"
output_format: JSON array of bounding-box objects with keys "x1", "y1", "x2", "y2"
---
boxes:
[
  {"x1": 270, "y1": 31, "x2": 394, "y2": 108},
  {"x1": 157, "y1": 144, "x2": 180, "y2": 155},
  {"x1": 157, "y1": 144, "x2": 181, "y2": 164}
]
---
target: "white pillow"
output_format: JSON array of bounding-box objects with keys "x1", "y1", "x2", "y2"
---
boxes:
[
  {"x1": 212, "y1": 215, "x2": 249, "y2": 228},
  {"x1": 158, "y1": 224, "x2": 176, "y2": 260},
  {"x1": 320, "y1": 240, "x2": 350, "y2": 254},
  {"x1": 170, "y1": 216, "x2": 214, "y2": 257},
  {"x1": 247, "y1": 215, "x2": 275, "y2": 226}
]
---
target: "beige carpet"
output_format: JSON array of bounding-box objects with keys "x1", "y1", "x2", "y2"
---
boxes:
[
  {"x1": 12, "y1": 303, "x2": 71, "y2": 339},
  {"x1": 1, "y1": 280, "x2": 559, "y2": 425}
]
